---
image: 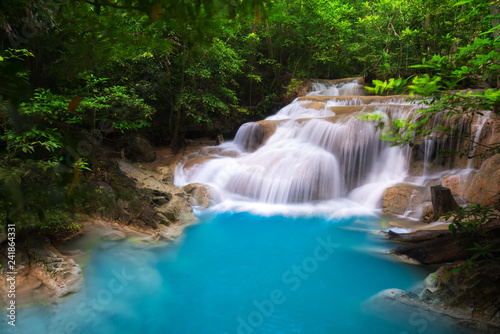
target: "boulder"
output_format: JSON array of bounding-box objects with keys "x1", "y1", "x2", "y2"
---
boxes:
[
  {"x1": 182, "y1": 183, "x2": 213, "y2": 208},
  {"x1": 475, "y1": 115, "x2": 500, "y2": 165},
  {"x1": 155, "y1": 166, "x2": 175, "y2": 184},
  {"x1": 441, "y1": 174, "x2": 466, "y2": 197},
  {"x1": 101, "y1": 230, "x2": 127, "y2": 241},
  {"x1": 125, "y1": 135, "x2": 156, "y2": 162},
  {"x1": 158, "y1": 194, "x2": 196, "y2": 225},
  {"x1": 382, "y1": 183, "x2": 430, "y2": 216},
  {"x1": 117, "y1": 160, "x2": 198, "y2": 235},
  {"x1": 382, "y1": 184, "x2": 412, "y2": 215},
  {"x1": 463, "y1": 154, "x2": 500, "y2": 207}
]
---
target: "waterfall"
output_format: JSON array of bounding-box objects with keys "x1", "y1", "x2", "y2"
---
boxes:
[
  {"x1": 467, "y1": 110, "x2": 492, "y2": 168},
  {"x1": 175, "y1": 78, "x2": 419, "y2": 211},
  {"x1": 418, "y1": 109, "x2": 493, "y2": 173},
  {"x1": 174, "y1": 79, "x2": 493, "y2": 213},
  {"x1": 307, "y1": 79, "x2": 366, "y2": 96}
]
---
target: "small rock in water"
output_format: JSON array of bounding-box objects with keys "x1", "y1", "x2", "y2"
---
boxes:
[{"x1": 101, "y1": 230, "x2": 127, "y2": 241}]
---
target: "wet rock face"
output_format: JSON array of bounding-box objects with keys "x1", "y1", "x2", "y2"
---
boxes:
[
  {"x1": 462, "y1": 154, "x2": 500, "y2": 207},
  {"x1": 382, "y1": 183, "x2": 431, "y2": 217},
  {"x1": 117, "y1": 160, "x2": 197, "y2": 234},
  {"x1": 383, "y1": 154, "x2": 499, "y2": 221},
  {"x1": 382, "y1": 184, "x2": 412, "y2": 215},
  {"x1": 441, "y1": 174, "x2": 468, "y2": 197},
  {"x1": 426, "y1": 263, "x2": 500, "y2": 319},
  {"x1": 182, "y1": 183, "x2": 213, "y2": 208},
  {"x1": 233, "y1": 121, "x2": 279, "y2": 152},
  {"x1": 157, "y1": 194, "x2": 195, "y2": 224},
  {"x1": 438, "y1": 154, "x2": 500, "y2": 209}
]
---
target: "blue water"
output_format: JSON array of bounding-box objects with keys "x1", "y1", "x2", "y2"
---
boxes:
[{"x1": 11, "y1": 212, "x2": 476, "y2": 334}]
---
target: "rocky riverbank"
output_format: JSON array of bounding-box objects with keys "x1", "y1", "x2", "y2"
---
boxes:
[
  {"x1": 370, "y1": 260, "x2": 500, "y2": 333},
  {"x1": 379, "y1": 152, "x2": 500, "y2": 332},
  {"x1": 0, "y1": 145, "x2": 213, "y2": 307}
]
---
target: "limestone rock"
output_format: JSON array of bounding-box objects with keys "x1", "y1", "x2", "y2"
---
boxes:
[
  {"x1": 182, "y1": 183, "x2": 213, "y2": 208},
  {"x1": 441, "y1": 174, "x2": 466, "y2": 197},
  {"x1": 256, "y1": 120, "x2": 279, "y2": 145},
  {"x1": 158, "y1": 194, "x2": 196, "y2": 225},
  {"x1": 373, "y1": 262, "x2": 500, "y2": 333},
  {"x1": 101, "y1": 230, "x2": 127, "y2": 241},
  {"x1": 463, "y1": 154, "x2": 500, "y2": 207},
  {"x1": 417, "y1": 202, "x2": 434, "y2": 222},
  {"x1": 475, "y1": 115, "x2": 500, "y2": 165},
  {"x1": 382, "y1": 185, "x2": 412, "y2": 215},
  {"x1": 125, "y1": 135, "x2": 156, "y2": 162},
  {"x1": 0, "y1": 236, "x2": 82, "y2": 305},
  {"x1": 382, "y1": 183, "x2": 430, "y2": 216},
  {"x1": 117, "y1": 160, "x2": 198, "y2": 235},
  {"x1": 155, "y1": 166, "x2": 175, "y2": 183}
]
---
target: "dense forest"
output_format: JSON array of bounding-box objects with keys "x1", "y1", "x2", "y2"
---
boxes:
[{"x1": 0, "y1": 0, "x2": 499, "y2": 234}]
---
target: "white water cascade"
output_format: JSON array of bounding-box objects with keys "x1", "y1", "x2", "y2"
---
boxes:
[{"x1": 175, "y1": 78, "x2": 425, "y2": 213}]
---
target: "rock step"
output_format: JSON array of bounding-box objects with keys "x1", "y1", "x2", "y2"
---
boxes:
[
  {"x1": 301, "y1": 104, "x2": 426, "y2": 114},
  {"x1": 298, "y1": 94, "x2": 415, "y2": 104}
]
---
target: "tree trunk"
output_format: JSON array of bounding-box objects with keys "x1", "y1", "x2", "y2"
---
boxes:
[
  {"x1": 491, "y1": 2, "x2": 500, "y2": 88},
  {"x1": 171, "y1": 52, "x2": 188, "y2": 149},
  {"x1": 422, "y1": 12, "x2": 431, "y2": 59},
  {"x1": 431, "y1": 185, "x2": 460, "y2": 222},
  {"x1": 265, "y1": 19, "x2": 273, "y2": 60}
]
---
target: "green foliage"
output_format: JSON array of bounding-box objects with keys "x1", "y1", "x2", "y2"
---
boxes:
[
  {"x1": 410, "y1": 38, "x2": 500, "y2": 87},
  {"x1": 365, "y1": 77, "x2": 409, "y2": 95},
  {"x1": 443, "y1": 204, "x2": 500, "y2": 272},
  {"x1": 18, "y1": 75, "x2": 155, "y2": 135},
  {"x1": 284, "y1": 78, "x2": 304, "y2": 98},
  {"x1": 445, "y1": 205, "x2": 497, "y2": 236},
  {"x1": 177, "y1": 38, "x2": 245, "y2": 129},
  {"x1": 0, "y1": 49, "x2": 33, "y2": 105},
  {"x1": 466, "y1": 242, "x2": 500, "y2": 264},
  {"x1": 5, "y1": 127, "x2": 63, "y2": 156},
  {"x1": 364, "y1": 31, "x2": 499, "y2": 154}
]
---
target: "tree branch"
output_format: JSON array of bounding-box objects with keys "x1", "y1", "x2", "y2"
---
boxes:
[{"x1": 77, "y1": 0, "x2": 142, "y2": 11}]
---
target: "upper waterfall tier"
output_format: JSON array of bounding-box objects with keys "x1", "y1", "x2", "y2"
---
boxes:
[{"x1": 306, "y1": 77, "x2": 366, "y2": 96}]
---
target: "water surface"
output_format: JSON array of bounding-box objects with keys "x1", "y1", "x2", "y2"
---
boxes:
[{"x1": 12, "y1": 212, "x2": 473, "y2": 334}]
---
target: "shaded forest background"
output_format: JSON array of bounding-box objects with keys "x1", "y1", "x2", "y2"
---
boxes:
[{"x1": 0, "y1": 0, "x2": 498, "y2": 234}]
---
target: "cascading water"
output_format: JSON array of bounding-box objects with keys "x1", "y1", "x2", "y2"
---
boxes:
[
  {"x1": 467, "y1": 110, "x2": 492, "y2": 169},
  {"x1": 175, "y1": 79, "x2": 418, "y2": 209},
  {"x1": 418, "y1": 104, "x2": 493, "y2": 174}
]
